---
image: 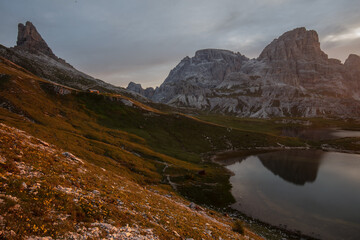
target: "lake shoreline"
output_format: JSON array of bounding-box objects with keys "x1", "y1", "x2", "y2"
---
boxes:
[
  {"x1": 200, "y1": 127, "x2": 360, "y2": 240},
  {"x1": 203, "y1": 149, "x2": 322, "y2": 240},
  {"x1": 210, "y1": 145, "x2": 360, "y2": 164},
  {"x1": 218, "y1": 146, "x2": 358, "y2": 239}
]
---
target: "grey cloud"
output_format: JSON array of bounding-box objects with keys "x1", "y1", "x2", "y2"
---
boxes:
[{"x1": 0, "y1": 0, "x2": 360, "y2": 87}]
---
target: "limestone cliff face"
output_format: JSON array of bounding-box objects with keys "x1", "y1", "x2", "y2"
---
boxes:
[
  {"x1": 345, "y1": 54, "x2": 360, "y2": 70},
  {"x1": 151, "y1": 49, "x2": 248, "y2": 105},
  {"x1": 259, "y1": 27, "x2": 328, "y2": 62},
  {"x1": 257, "y1": 27, "x2": 348, "y2": 95},
  {"x1": 344, "y1": 54, "x2": 360, "y2": 97},
  {"x1": 130, "y1": 27, "x2": 360, "y2": 118}
]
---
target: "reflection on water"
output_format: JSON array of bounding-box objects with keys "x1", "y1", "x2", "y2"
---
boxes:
[
  {"x1": 258, "y1": 150, "x2": 323, "y2": 185},
  {"x1": 281, "y1": 127, "x2": 360, "y2": 141},
  {"x1": 332, "y1": 129, "x2": 360, "y2": 138},
  {"x1": 225, "y1": 150, "x2": 360, "y2": 240}
]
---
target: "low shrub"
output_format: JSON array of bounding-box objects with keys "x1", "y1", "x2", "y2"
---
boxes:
[
  {"x1": 0, "y1": 74, "x2": 11, "y2": 87},
  {"x1": 232, "y1": 219, "x2": 245, "y2": 235}
]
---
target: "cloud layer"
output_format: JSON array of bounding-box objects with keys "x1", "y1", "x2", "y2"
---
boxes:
[{"x1": 0, "y1": 0, "x2": 360, "y2": 87}]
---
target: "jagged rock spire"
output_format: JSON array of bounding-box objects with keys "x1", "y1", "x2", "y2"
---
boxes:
[{"x1": 15, "y1": 21, "x2": 55, "y2": 57}]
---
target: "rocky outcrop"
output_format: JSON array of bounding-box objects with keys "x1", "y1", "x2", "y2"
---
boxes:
[
  {"x1": 258, "y1": 27, "x2": 328, "y2": 62},
  {"x1": 151, "y1": 49, "x2": 248, "y2": 105},
  {"x1": 13, "y1": 21, "x2": 71, "y2": 67},
  {"x1": 344, "y1": 54, "x2": 360, "y2": 97},
  {"x1": 0, "y1": 22, "x2": 128, "y2": 95},
  {"x1": 257, "y1": 27, "x2": 348, "y2": 94},
  {"x1": 133, "y1": 27, "x2": 360, "y2": 118},
  {"x1": 15, "y1": 21, "x2": 55, "y2": 57},
  {"x1": 127, "y1": 82, "x2": 155, "y2": 98},
  {"x1": 345, "y1": 54, "x2": 360, "y2": 70}
]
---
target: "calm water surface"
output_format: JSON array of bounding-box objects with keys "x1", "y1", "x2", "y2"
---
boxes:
[
  {"x1": 225, "y1": 150, "x2": 360, "y2": 240},
  {"x1": 281, "y1": 127, "x2": 360, "y2": 141}
]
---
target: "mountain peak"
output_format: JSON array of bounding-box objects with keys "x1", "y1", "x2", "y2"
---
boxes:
[
  {"x1": 127, "y1": 81, "x2": 155, "y2": 98},
  {"x1": 127, "y1": 81, "x2": 143, "y2": 90},
  {"x1": 194, "y1": 49, "x2": 246, "y2": 62},
  {"x1": 345, "y1": 54, "x2": 360, "y2": 69},
  {"x1": 15, "y1": 21, "x2": 55, "y2": 57},
  {"x1": 258, "y1": 27, "x2": 328, "y2": 61}
]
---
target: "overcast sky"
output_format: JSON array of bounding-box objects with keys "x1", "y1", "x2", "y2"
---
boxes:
[{"x1": 1, "y1": 0, "x2": 360, "y2": 88}]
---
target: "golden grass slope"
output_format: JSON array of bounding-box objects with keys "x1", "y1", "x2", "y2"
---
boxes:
[{"x1": 0, "y1": 122, "x2": 263, "y2": 239}]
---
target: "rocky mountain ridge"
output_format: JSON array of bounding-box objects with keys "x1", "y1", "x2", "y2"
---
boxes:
[
  {"x1": 0, "y1": 21, "x2": 130, "y2": 94},
  {"x1": 128, "y1": 27, "x2": 360, "y2": 118},
  {"x1": 127, "y1": 82, "x2": 156, "y2": 99}
]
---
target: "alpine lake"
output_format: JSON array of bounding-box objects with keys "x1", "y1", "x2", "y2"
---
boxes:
[{"x1": 218, "y1": 129, "x2": 360, "y2": 240}]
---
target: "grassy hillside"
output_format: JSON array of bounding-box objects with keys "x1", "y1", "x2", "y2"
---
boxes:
[
  {"x1": 1, "y1": 122, "x2": 263, "y2": 239},
  {"x1": 0, "y1": 57, "x2": 312, "y2": 239},
  {"x1": 0, "y1": 57, "x2": 305, "y2": 208}
]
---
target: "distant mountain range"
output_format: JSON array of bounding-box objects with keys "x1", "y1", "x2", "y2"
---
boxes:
[
  {"x1": 128, "y1": 27, "x2": 360, "y2": 118},
  {"x1": 1, "y1": 22, "x2": 359, "y2": 118}
]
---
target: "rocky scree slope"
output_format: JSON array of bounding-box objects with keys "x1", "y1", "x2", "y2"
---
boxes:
[
  {"x1": 0, "y1": 21, "x2": 132, "y2": 95},
  {"x1": 128, "y1": 28, "x2": 360, "y2": 118}
]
